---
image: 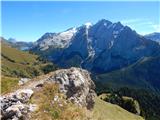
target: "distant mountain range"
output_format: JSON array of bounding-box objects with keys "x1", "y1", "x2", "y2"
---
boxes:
[
  {"x1": 6, "y1": 38, "x2": 33, "y2": 50},
  {"x1": 144, "y1": 32, "x2": 160, "y2": 43},
  {"x1": 31, "y1": 19, "x2": 160, "y2": 73}
]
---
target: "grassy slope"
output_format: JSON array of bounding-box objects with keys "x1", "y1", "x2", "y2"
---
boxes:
[
  {"x1": 1, "y1": 39, "x2": 57, "y2": 94},
  {"x1": 93, "y1": 97, "x2": 144, "y2": 120},
  {"x1": 95, "y1": 57, "x2": 160, "y2": 120},
  {"x1": 96, "y1": 56, "x2": 160, "y2": 92},
  {"x1": 1, "y1": 40, "x2": 57, "y2": 78},
  {"x1": 1, "y1": 76, "x2": 19, "y2": 94},
  {"x1": 98, "y1": 93, "x2": 141, "y2": 116}
]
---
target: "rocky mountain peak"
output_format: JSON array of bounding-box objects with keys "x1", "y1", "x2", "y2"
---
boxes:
[
  {"x1": 37, "y1": 32, "x2": 56, "y2": 42},
  {"x1": 34, "y1": 28, "x2": 78, "y2": 50},
  {"x1": 94, "y1": 19, "x2": 124, "y2": 31},
  {"x1": 97, "y1": 19, "x2": 112, "y2": 26},
  {"x1": 112, "y1": 22, "x2": 124, "y2": 30}
]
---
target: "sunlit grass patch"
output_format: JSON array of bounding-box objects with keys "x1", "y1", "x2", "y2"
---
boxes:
[{"x1": 1, "y1": 76, "x2": 19, "y2": 94}]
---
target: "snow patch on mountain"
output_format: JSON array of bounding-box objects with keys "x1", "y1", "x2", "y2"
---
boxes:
[
  {"x1": 87, "y1": 39, "x2": 95, "y2": 58},
  {"x1": 104, "y1": 23, "x2": 107, "y2": 26},
  {"x1": 85, "y1": 22, "x2": 95, "y2": 58},
  {"x1": 60, "y1": 27, "x2": 77, "y2": 39},
  {"x1": 85, "y1": 22, "x2": 92, "y2": 29},
  {"x1": 113, "y1": 31, "x2": 119, "y2": 38},
  {"x1": 37, "y1": 28, "x2": 77, "y2": 50},
  {"x1": 109, "y1": 40, "x2": 114, "y2": 49}
]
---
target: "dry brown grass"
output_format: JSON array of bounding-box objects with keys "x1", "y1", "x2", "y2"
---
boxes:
[{"x1": 30, "y1": 82, "x2": 91, "y2": 120}]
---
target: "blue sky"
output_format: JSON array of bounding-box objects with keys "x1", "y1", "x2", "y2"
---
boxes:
[{"x1": 1, "y1": 1, "x2": 160, "y2": 42}]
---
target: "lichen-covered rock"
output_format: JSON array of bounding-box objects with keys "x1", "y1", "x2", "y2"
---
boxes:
[
  {"x1": 0, "y1": 89, "x2": 36, "y2": 120},
  {"x1": 47, "y1": 67, "x2": 96, "y2": 109}
]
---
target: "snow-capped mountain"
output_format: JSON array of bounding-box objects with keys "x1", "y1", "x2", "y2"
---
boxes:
[
  {"x1": 31, "y1": 19, "x2": 160, "y2": 73},
  {"x1": 34, "y1": 27, "x2": 77, "y2": 50},
  {"x1": 144, "y1": 32, "x2": 160, "y2": 44}
]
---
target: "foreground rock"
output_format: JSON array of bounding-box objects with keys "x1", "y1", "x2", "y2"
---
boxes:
[
  {"x1": 0, "y1": 89, "x2": 37, "y2": 120},
  {"x1": 47, "y1": 67, "x2": 96, "y2": 109},
  {"x1": 1, "y1": 67, "x2": 96, "y2": 119},
  {"x1": 18, "y1": 78, "x2": 31, "y2": 85}
]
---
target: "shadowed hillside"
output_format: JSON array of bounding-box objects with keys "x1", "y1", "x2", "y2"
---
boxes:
[{"x1": 95, "y1": 56, "x2": 160, "y2": 93}]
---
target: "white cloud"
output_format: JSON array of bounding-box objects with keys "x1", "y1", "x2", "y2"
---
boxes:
[
  {"x1": 121, "y1": 18, "x2": 153, "y2": 26},
  {"x1": 152, "y1": 24, "x2": 160, "y2": 32},
  {"x1": 121, "y1": 18, "x2": 160, "y2": 35},
  {"x1": 121, "y1": 18, "x2": 143, "y2": 24}
]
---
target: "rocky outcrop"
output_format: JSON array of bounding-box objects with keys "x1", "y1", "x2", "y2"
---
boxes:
[
  {"x1": 0, "y1": 89, "x2": 37, "y2": 120},
  {"x1": 47, "y1": 67, "x2": 96, "y2": 109},
  {"x1": 1, "y1": 67, "x2": 96, "y2": 120}
]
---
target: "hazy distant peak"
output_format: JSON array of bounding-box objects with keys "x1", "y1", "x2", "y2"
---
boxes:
[
  {"x1": 8, "y1": 38, "x2": 17, "y2": 43},
  {"x1": 145, "y1": 32, "x2": 160, "y2": 37},
  {"x1": 144, "y1": 32, "x2": 160, "y2": 43}
]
